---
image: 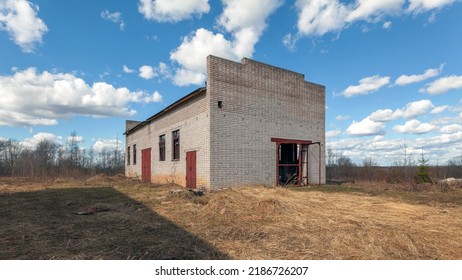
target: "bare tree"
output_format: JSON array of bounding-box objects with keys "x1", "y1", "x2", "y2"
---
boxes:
[
  {"x1": 325, "y1": 148, "x2": 356, "y2": 182},
  {"x1": 399, "y1": 141, "x2": 415, "y2": 182},
  {"x1": 0, "y1": 139, "x2": 8, "y2": 176},
  {"x1": 67, "y1": 131, "x2": 80, "y2": 167},
  {"x1": 336, "y1": 155, "x2": 356, "y2": 180},
  {"x1": 326, "y1": 148, "x2": 338, "y2": 181},
  {"x1": 35, "y1": 139, "x2": 59, "y2": 178},
  {"x1": 1, "y1": 139, "x2": 22, "y2": 176},
  {"x1": 447, "y1": 155, "x2": 462, "y2": 178},
  {"x1": 362, "y1": 157, "x2": 377, "y2": 181},
  {"x1": 0, "y1": 134, "x2": 125, "y2": 179},
  {"x1": 386, "y1": 140, "x2": 416, "y2": 183}
]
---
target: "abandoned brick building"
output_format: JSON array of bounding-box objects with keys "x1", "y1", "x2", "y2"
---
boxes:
[{"x1": 125, "y1": 55, "x2": 325, "y2": 189}]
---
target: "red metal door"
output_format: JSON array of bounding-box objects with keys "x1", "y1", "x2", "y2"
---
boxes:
[
  {"x1": 186, "y1": 151, "x2": 196, "y2": 188},
  {"x1": 141, "y1": 148, "x2": 151, "y2": 183}
]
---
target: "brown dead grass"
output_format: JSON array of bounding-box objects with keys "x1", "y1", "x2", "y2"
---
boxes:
[{"x1": 1, "y1": 177, "x2": 461, "y2": 259}]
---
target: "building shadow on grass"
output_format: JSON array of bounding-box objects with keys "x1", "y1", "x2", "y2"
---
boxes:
[{"x1": 0, "y1": 187, "x2": 229, "y2": 260}]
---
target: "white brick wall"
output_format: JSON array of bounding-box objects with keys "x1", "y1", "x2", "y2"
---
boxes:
[
  {"x1": 126, "y1": 91, "x2": 211, "y2": 188},
  {"x1": 207, "y1": 56, "x2": 325, "y2": 188}
]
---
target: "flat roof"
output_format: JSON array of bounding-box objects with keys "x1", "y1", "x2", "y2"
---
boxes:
[{"x1": 125, "y1": 87, "x2": 206, "y2": 135}]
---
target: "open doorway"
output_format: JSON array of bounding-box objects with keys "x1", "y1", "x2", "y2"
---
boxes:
[
  {"x1": 272, "y1": 138, "x2": 320, "y2": 186},
  {"x1": 278, "y1": 143, "x2": 299, "y2": 185}
]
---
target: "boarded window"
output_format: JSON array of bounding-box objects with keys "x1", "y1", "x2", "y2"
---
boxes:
[
  {"x1": 172, "y1": 130, "x2": 180, "y2": 160},
  {"x1": 133, "y1": 144, "x2": 137, "y2": 165},
  {"x1": 159, "y1": 135, "x2": 165, "y2": 161},
  {"x1": 127, "y1": 146, "x2": 130, "y2": 165}
]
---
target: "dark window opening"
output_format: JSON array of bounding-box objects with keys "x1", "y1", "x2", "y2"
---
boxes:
[
  {"x1": 133, "y1": 144, "x2": 137, "y2": 165},
  {"x1": 218, "y1": 100, "x2": 223, "y2": 108},
  {"x1": 127, "y1": 146, "x2": 130, "y2": 165},
  {"x1": 172, "y1": 130, "x2": 180, "y2": 160},
  {"x1": 278, "y1": 144, "x2": 299, "y2": 164},
  {"x1": 159, "y1": 135, "x2": 165, "y2": 161}
]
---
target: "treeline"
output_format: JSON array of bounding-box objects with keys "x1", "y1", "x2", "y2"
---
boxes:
[
  {"x1": 326, "y1": 148, "x2": 462, "y2": 184},
  {"x1": 0, "y1": 132, "x2": 124, "y2": 178}
]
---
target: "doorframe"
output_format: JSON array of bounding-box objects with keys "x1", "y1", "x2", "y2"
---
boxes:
[{"x1": 271, "y1": 138, "x2": 312, "y2": 186}]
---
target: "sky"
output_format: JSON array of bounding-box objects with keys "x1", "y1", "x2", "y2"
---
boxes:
[{"x1": 0, "y1": 0, "x2": 461, "y2": 165}]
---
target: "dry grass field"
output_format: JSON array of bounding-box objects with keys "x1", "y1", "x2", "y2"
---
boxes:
[{"x1": 1, "y1": 175, "x2": 461, "y2": 260}]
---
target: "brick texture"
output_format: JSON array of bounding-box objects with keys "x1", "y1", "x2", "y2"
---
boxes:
[
  {"x1": 207, "y1": 55, "x2": 325, "y2": 188},
  {"x1": 126, "y1": 91, "x2": 211, "y2": 188},
  {"x1": 125, "y1": 55, "x2": 325, "y2": 190}
]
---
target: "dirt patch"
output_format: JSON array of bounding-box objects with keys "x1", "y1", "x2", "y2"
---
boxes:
[{"x1": 0, "y1": 185, "x2": 227, "y2": 260}]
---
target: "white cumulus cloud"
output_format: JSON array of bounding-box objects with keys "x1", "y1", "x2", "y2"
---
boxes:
[
  {"x1": 139, "y1": 65, "x2": 157, "y2": 79},
  {"x1": 93, "y1": 139, "x2": 123, "y2": 153},
  {"x1": 101, "y1": 10, "x2": 125, "y2": 31},
  {"x1": 440, "y1": 124, "x2": 462, "y2": 134},
  {"x1": 21, "y1": 132, "x2": 63, "y2": 149},
  {"x1": 342, "y1": 75, "x2": 390, "y2": 97},
  {"x1": 0, "y1": 0, "x2": 48, "y2": 53},
  {"x1": 123, "y1": 65, "x2": 135, "y2": 74},
  {"x1": 346, "y1": 117, "x2": 385, "y2": 136},
  {"x1": 408, "y1": 0, "x2": 455, "y2": 13},
  {"x1": 393, "y1": 119, "x2": 438, "y2": 134},
  {"x1": 369, "y1": 99, "x2": 435, "y2": 122},
  {"x1": 218, "y1": 0, "x2": 282, "y2": 58},
  {"x1": 138, "y1": 0, "x2": 210, "y2": 22},
  {"x1": 336, "y1": 115, "x2": 350, "y2": 121},
  {"x1": 328, "y1": 130, "x2": 462, "y2": 165},
  {"x1": 369, "y1": 109, "x2": 395, "y2": 122},
  {"x1": 157, "y1": 62, "x2": 172, "y2": 79},
  {"x1": 430, "y1": 105, "x2": 448, "y2": 114},
  {"x1": 170, "y1": 0, "x2": 282, "y2": 86},
  {"x1": 172, "y1": 68, "x2": 207, "y2": 87},
  {"x1": 144, "y1": 91, "x2": 163, "y2": 103},
  {"x1": 282, "y1": 33, "x2": 298, "y2": 52},
  {"x1": 170, "y1": 28, "x2": 237, "y2": 86},
  {"x1": 395, "y1": 64, "x2": 444, "y2": 86},
  {"x1": 287, "y1": 0, "x2": 455, "y2": 49},
  {"x1": 295, "y1": 0, "x2": 350, "y2": 36},
  {"x1": 382, "y1": 21, "x2": 392, "y2": 29},
  {"x1": 293, "y1": 0, "x2": 405, "y2": 37},
  {"x1": 326, "y1": 129, "x2": 342, "y2": 138},
  {"x1": 393, "y1": 99, "x2": 435, "y2": 119},
  {"x1": 346, "y1": 0, "x2": 405, "y2": 23},
  {"x1": 419, "y1": 75, "x2": 462, "y2": 94},
  {"x1": 138, "y1": 63, "x2": 171, "y2": 80},
  {"x1": 0, "y1": 68, "x2": 162, "y2": 127}
]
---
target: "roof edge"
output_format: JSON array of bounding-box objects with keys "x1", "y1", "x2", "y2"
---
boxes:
[{"x1": 125, "y1": 87, "x2": 206, "y2": 135}]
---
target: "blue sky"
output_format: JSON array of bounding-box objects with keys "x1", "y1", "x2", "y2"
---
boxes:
[{"x1": 1, "y1": 0, "x2": 461, "y2": 165}]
